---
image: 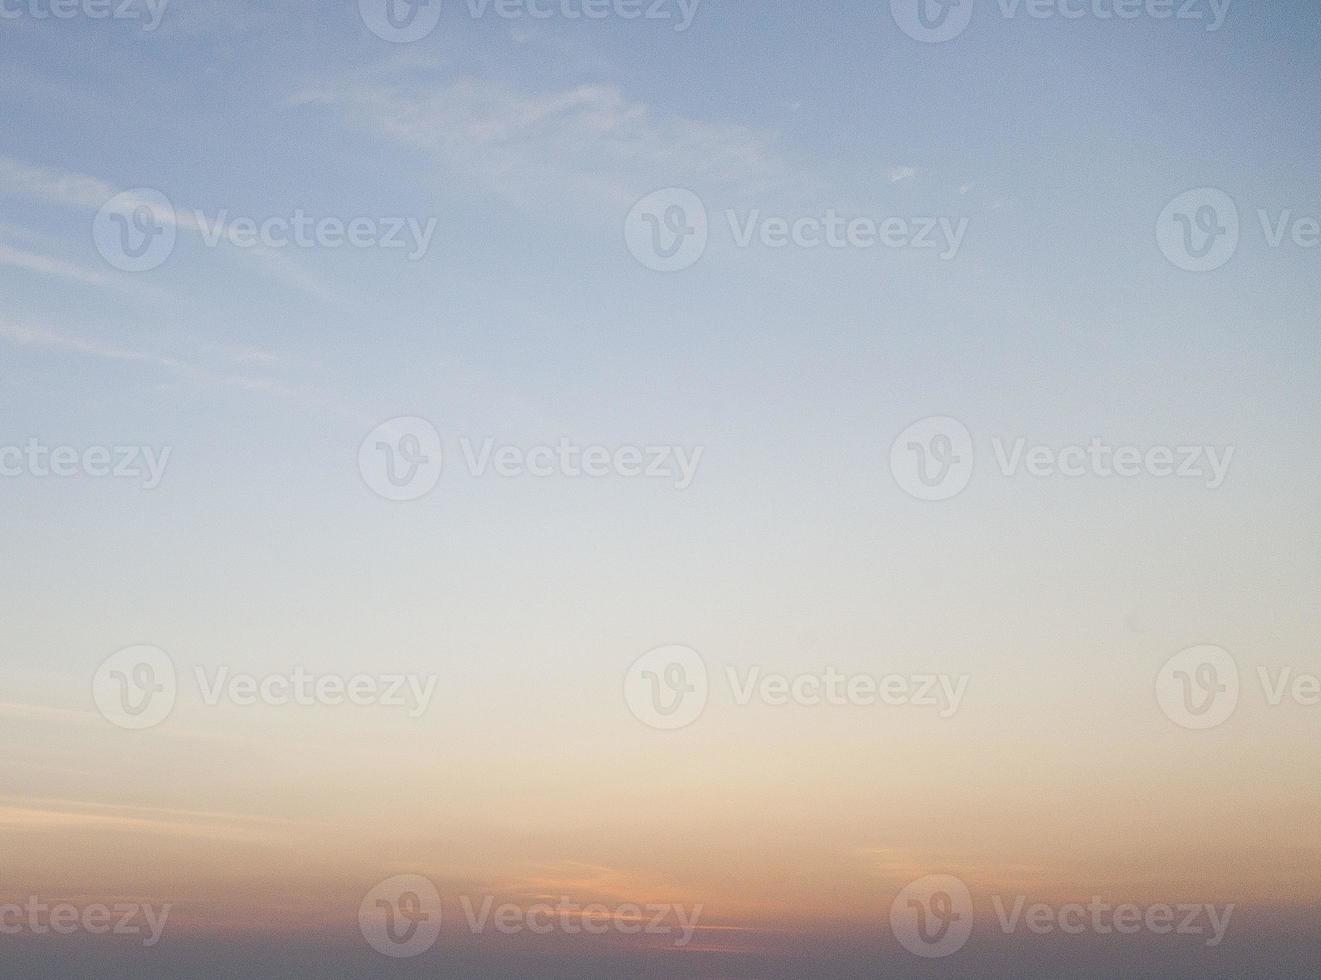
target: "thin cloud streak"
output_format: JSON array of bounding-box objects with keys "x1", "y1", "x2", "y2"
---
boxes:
[
  {"x1": 0, "y1": 320, "x2": 306, "y2": 398},
  {"x1": 290, "y1": 70, "x2": 801, "y2": 210},
  {"x1": 0, "y1": 155, "x2": 338, "y2": 303}
]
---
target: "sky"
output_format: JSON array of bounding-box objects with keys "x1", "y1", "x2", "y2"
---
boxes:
[{"x1": 1, "y1": 0, "x2": 1319, "y2": 976}]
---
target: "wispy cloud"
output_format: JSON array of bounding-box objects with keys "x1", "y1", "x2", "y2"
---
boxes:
[
  {"x1": 0, "y1": 320, "x2": 304, "y2": 397},
  {"x1": 0, "y1": 238, "x2": 171, "y2": 307},
  {"x1": 887, "y1": 166, "x2": 918, "y2": 184},
  {"x1": 203, "y1": 342, "x2": 287, "y2": 367},
  {"x1": 291, "y1": 67, "x2": 799, "y2": 210},
  {"x1": 0, "y1": 795, "x2": 308, "y2": 844},
  {"x1": 0, "y1": 242, "x2": 118, "y2": 287},
  {"x1": 0, "y1": 219, "x2": 171, "y2": 303},
  {"x1": 0, "y1": 155, "x2": 119, "y2": 210},
  {"x1": 0, "y1": 320, "x2": 191, "y2": 372},
  {"x1": 0, "y1": 155, "x2": 337, "y2": 303}
]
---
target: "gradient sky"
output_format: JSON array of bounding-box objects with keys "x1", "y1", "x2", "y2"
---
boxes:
[{"x1": 2, "y1": 1, "x2": 1320, "y2": 977}]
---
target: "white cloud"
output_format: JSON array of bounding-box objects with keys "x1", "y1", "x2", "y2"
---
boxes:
[
  {"x1": 291, "y1": 71, "x2": 796, "y2": 210},
  {"x1": 0, "y1": 320, "x2": 303, "y2": 397},
  {"x1": 0, "y1": 242, "x2": 116, "y2": 288},
  {"x1": 0, "y1": 320, "x2": 190, "y2": 372},
  {"x1": 0, "y1": 156, "x2": 337, "y2": 303},
  {"x1": 887, "y1": 166, "x2": 918, "y2": 184},
  {"x1": 0, "y1": 155, "x2": 119, "y2": 211},
  {"x1": 0, "y1": 235, "x2": 171, "y2": 305}
]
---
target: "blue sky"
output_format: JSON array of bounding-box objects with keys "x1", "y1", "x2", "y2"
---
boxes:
[
  {"x1": 3, "y1": 1, "x2": 1317, "y2": 610},
  {"x1": 3, "y1": 1, "x2": 1321, "y2": 977}
]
